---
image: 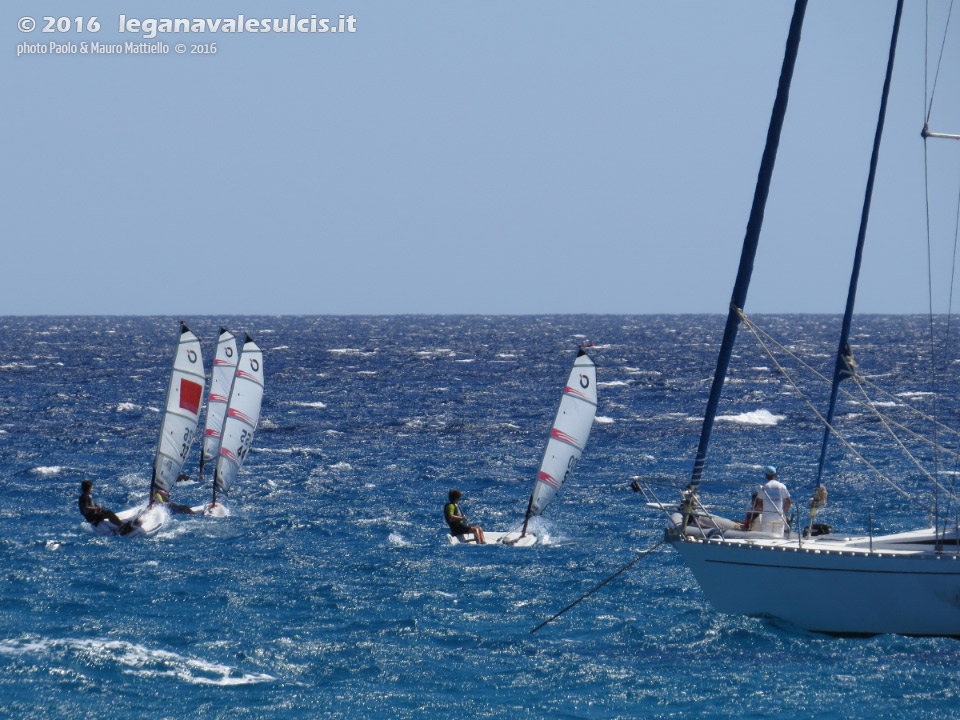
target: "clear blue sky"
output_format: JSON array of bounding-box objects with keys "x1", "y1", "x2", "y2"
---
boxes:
[{"x1": 4, "y1": 1, "x2": 959, "y2": 315}]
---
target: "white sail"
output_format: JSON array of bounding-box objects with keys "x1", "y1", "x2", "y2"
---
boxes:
[
  {"x1": 529, "y1": 348, "x2": 597, "y2": 516},
  {"x1": 152, "y1": 324, "x2": 205, "y2": 497},
  {"x1": 199, "y1": 328, "x2": 238, "y2": 481},
  {"x1": 213, "y1": 335, "x2": 264, "y2": 499}
]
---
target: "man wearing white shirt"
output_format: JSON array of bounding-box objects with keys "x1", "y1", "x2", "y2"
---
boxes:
[{"x1": 757, "y1": 465, "x2": 791, "y2": 535}]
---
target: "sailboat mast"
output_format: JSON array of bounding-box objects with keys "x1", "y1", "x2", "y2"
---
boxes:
[
  {"x1": 814, "y1": 0, "x2": 904, "y2": 487},
  {"x1": 691, "y1": 0, "x2": 808, "y2": 486},
  {"x1": 520, "y1": 495, "x2": 535, "y2": 537}
]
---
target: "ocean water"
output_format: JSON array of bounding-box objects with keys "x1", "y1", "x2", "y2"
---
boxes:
[{"x1": 2, "y1": 314, "x2": 960, "y2": 719}]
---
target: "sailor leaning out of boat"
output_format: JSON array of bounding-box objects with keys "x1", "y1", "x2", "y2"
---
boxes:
[{"x1": 741, "y1": 465, "x2": 791, "y2": 533}]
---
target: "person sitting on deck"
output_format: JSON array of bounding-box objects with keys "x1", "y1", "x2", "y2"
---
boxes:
[
  {"x1": 444, "y1": 489, "x2": 486, "y2": 544},
  {"x1": 78, "y1": 479, "x2": 135, "y2": 534},
  {"x1": 755, "y1": 465, "x2": 791, "y2": 535},
  {"x1": 741, "y1": 490, "x2": 762, "y2": 531}
]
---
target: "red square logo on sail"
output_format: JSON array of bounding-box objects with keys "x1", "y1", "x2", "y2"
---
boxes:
[{"x1": 179, "y1": 378, "x2": 202, "y2": 415}]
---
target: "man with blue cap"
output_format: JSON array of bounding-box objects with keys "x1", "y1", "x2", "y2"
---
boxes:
[{"x1": 757, "y1": 465, "x2": 791, "y2": 535}]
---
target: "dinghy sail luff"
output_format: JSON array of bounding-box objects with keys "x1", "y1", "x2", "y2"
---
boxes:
[
  {"x1": 199, "y1": 328, "x2": 238, "y2": 484},
  {"x1": 521, "y1": 347, "x2": 597, "y2": 536},
  {"x1": 149, "y1": 323, "x2": 205, "y2": 505},
  {"x1": 211, "y1": 335, "x2": 264, "y2": 506}
]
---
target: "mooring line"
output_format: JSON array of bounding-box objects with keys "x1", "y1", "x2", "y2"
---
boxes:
[{"x1": 530, "y1": 539, "x2": 665, "y2": 634}]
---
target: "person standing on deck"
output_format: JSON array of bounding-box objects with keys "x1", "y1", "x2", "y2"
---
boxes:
[{"x1": 757, "y1": 466, "x2": 791, "y2": 535}]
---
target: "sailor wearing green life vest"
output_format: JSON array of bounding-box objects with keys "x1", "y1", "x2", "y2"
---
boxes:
[{"x1": 444, "y1": 489, "x2": 486, "y2": 544}]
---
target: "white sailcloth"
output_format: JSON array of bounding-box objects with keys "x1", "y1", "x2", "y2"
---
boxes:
[
  {"x1": 152, "y1": 324, "x2": 205, "y2": 497},
  {"x1": 199, "y1": 328, "x2": 238, "y2": 482},
  {"x1": 529, "y1": 349, "x2": 597, "y2": 516},
  {"x1": 213, "y1": 335, "x2": 264, "y2": 498}
]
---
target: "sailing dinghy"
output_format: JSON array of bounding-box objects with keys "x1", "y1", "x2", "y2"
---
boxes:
[
  {"x1": 202, "y1": 335, "x2": 264, "y2": 516},
  {"x1": 450, "y1": 347, "x2": 597, "y2": 546},
  {"x1": 94, "y1": 323, "x2": 205, "y2": 537},
  {"x1": 635, "y1": 0, "x2": 960, "y2": 636}
]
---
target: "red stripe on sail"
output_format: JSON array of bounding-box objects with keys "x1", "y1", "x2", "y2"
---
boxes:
[
  {"x1": 564, "y1": 385, "x2": 590, "y2": 401},
  {"x1": 538, "y1": 470, "x2": 560, "y2": 489},
  {"x1": 228, "y1": 408, "x2": 253, "y2": 424},
  {"x1": 209, "y1": 394, "x2": 228, "y2": 403},
  {"x1": 551, "y1": 428, "x2": 581, "y2": 448},
  {"x1": 179, "y1": 379, "x2": 203, "y2": 415},
  {"x1": 237, "y1": 370, "x2": 259, "y2": 382},
  {"x1": 214, "y1": 359, "x2": 235, "y2": 366},
  {"x1": 220, "y1": 447, "x2": 239, "y2": 464},
  {"x1": 205, "y1": 429, "x2": 221, "y2": 438}
]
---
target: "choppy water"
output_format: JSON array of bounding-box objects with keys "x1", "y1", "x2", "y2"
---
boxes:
[{"x1": 2, "y1": 315, "x2": 960, "y2": 719}]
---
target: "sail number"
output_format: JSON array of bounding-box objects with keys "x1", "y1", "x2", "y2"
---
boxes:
[
  {"x1": 561, "y1": 454, "x2": 579, "y2": 486},
  {"x1": 237, "y1": 429, "x2": 254, "y2": 461},
  {"x1": 178, "y1": 427, "x2": 192, "y2": 461}
]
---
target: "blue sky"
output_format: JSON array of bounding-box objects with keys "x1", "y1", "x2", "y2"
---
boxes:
[{"x1": 4, "y1": 1, "x2": 959, "y2": 315}]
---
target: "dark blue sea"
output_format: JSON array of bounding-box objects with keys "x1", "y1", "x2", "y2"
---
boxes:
[{"x1": 3, "y1": 315, "x2": 960, "y2": 719}]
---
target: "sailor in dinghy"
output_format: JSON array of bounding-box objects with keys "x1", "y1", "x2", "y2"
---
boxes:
[
  {"x1": 444, "y1": 490, "x2": 486, "y2": 544},
  {"x1": 78, "y1": 479, "x2": 137, "y2": 536}
]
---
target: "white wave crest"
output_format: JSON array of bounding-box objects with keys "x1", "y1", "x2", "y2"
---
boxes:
[
  {"x1": 329, "y1": 348, "x2": 377, "y2": 356},
  {"x1": 388, "y1": 532, "x2": 411, "y2": 547},
  {"x1": 624, "y1": 367, "x2": 661, "y2": 376},
  {"x1": 597, "y1": 380, "x2": 630, "y2": 388},
  {"x1": 0, "y1": 637, "x2": 275, "y2": 686},
  {"x1": 33, "y1": 466, "x2": 64, "y2": 476},
  {"x1": 716, "y1": 409, "x2": 785, "y2": 426},
  {"x1": 116, "y1": 402, "x2": 140, "y2": 412},
  {"x1": 594, "y1": 416, "x2": 615, "y2": 424},
  {"x1": 292, "y1": 401, "x2": 327, "y2": 409},
  {"x1": 258, "y1": 446, "x2": 325, "y2": 455}
]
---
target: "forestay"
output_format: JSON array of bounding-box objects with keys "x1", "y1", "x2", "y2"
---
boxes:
[
  {"x1": 199, "y1": 328, "x2": 238, "y2": 483},
  {"x1": 529, "y1": 348, "x2": 597, "y2": 517},
  {"x1": 213, "y1": 335, "x2": 264, "y2": 500},
  {"x1": 151, "y1": 324, "x2": 205, "y2": 499}
]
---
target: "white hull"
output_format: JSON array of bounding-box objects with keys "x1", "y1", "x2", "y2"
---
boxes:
[
  {"x1": 196, "y1": 503, "x2": 229, "y2": 518},
  {"x1": 670, "y1": 527, "x2": 960, "y2": 637},
  {"x1": 92, "y1": 504, "x2": 167, "y2": 538},
  {"x1": 447, "y1": 531, "x2": 537, "y2": 547}
]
